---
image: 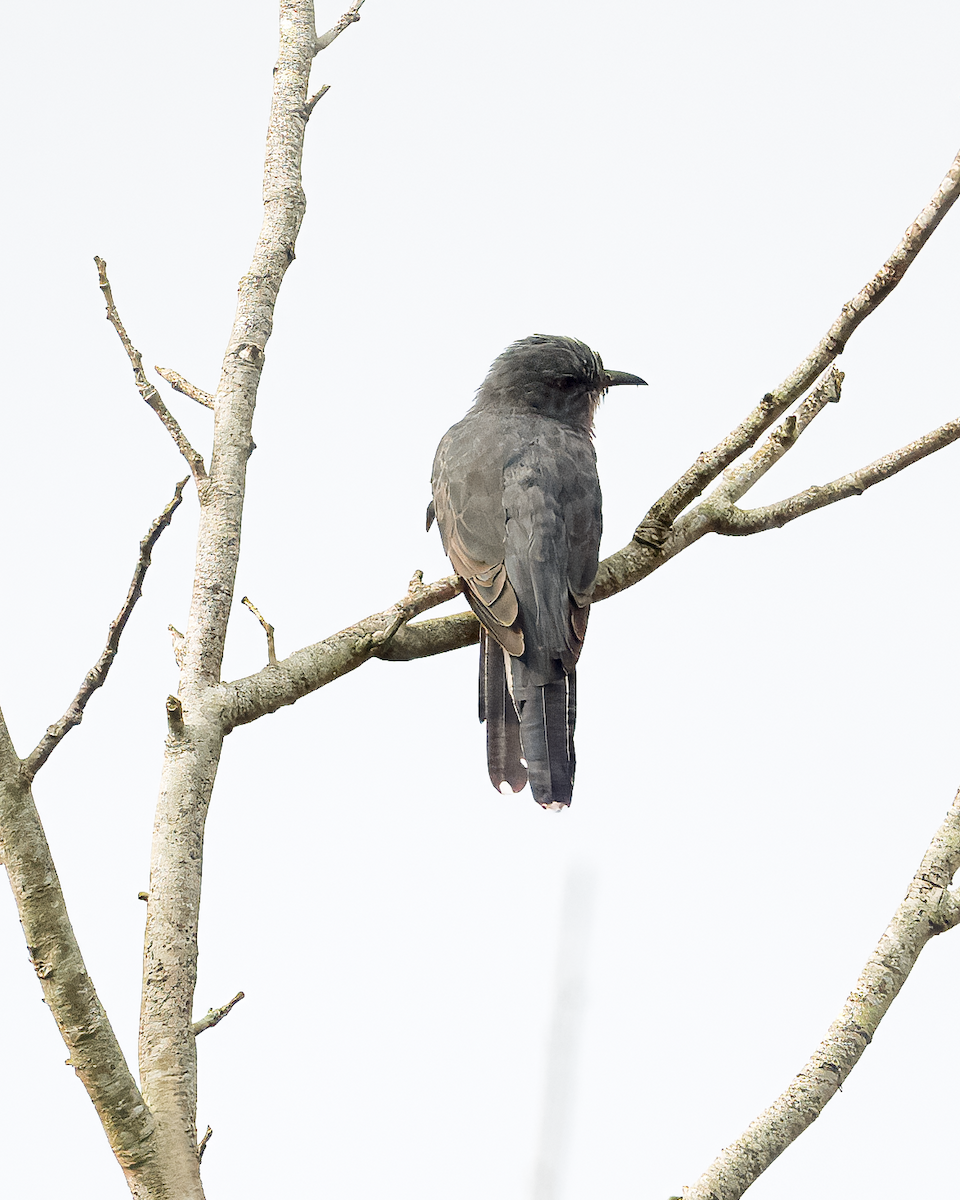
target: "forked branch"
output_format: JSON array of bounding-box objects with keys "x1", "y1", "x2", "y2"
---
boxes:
[
  {"x1": 712, "y1": 368, "x2": 844, "y2": 505},
  {"x1": 706, "y1": 413, "x2": 960, "y2": 536},
  {"x1": 226, "y1": 365, "x2": 959, "y2": 702},
  {"x1": 259, "y1": 150, "x2": 959, "y2": 678},
  {"x1": 95, "y1": 258, "x2": 208, "y2": 481},
  {"x1": 641, "y1": 146, "x2": 960, "y2": 536}
]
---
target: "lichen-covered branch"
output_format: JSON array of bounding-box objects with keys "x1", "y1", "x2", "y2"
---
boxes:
[
  {"x1": 225, "y1": 573, "x2": 460, "y2": 726},
  {"x1": 21, "y1": 479, "x2": 189, "y2": 783},
  {"x1": 712, "y1": 368, "x2": 844, "y2": 505},
  {"x1": 683, "y1": 789, "x2": 960, "y2": 1200},
  {"x1": 224, "y1": 383, "x2": 959, "y2": 712},
  {"x1": 704, "y1": 413, "x2": 960, "y2": 537},
  {"x1": 95, "y1": 259, "x2": 208, "y2": 482},
  {"x1": 641, "y1": 146, "x2": 960, "y2": 537},
  {"x1": 0, "y1": 709, "x2": 166, "y2": 1198},
  {"x1": 370, "y1": 149, "x2": 960, "y2": 669}
]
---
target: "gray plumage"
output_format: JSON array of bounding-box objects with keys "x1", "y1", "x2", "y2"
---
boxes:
[{"x1": 428, "y1": 335, "x2": 646, "y2": 810}]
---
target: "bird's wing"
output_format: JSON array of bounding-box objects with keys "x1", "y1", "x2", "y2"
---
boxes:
[
  {"x1": 431, "y1": 412, "x2": 600, "y2": 810},
  {"x1": 501, "y1": 423, "x2": 601, "y2": 689},
  {"x1": 431, "y1": 414, "x2": 524, "y2": 656}
]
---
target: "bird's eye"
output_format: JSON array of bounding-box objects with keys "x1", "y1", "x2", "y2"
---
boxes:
[{"x1": 554, "y1": 374, "x2": 579, "y2": 390}]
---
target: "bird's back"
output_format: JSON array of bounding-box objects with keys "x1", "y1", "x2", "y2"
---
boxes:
[{"x1": 431, "y1": 406, "x2": 601, "y2": 682}]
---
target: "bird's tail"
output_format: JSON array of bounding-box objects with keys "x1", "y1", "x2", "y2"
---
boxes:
[
  {"x1": 479, "y1": 629, "x2": 527, "y2": 794},
  {"x1": 517, "y1": 673, "x2": 577, "y2": 810}
]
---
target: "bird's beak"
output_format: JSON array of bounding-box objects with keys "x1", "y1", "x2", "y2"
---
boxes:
[{"x1": 604, "y1": 369, "x2": 647, "y2": 388}]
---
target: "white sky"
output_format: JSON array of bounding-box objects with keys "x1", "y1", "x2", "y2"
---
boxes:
[{"x1": 1, "y1": 2, "x2": 959, "y2": 1197}]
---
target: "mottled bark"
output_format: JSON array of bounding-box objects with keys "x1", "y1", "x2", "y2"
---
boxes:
[
  {"x1": 3, "y1": 4, "x2": 364, "y2": 1193},
  {"x1": 135, "y1": 2, "x2": 347, "y2": 1193},
  {"x1": 683, "y1": 790, "x2": 960, "y2": 1200},
  {"x1": 0, "y1": 711, "x2": 164, "y2": 1197}
]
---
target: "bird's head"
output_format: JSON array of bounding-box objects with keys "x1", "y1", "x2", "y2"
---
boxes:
[{"x1": 475, "y1": 334, "x2": 646, "y2": 432}]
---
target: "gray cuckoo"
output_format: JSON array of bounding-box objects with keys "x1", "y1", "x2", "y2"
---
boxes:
[{"x1": 428, "y1": 335, "x2": 645, "y2": 810}]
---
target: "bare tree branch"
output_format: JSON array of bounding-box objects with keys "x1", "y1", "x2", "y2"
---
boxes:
[
  {"x1": 95, "y1": 257, "x2": 208, "y2": 481},
  {"x1": 155, "y1": 366, "x2": 215, "y2": 410},
  {"x1": 377, "y1": 607, "x2": 477, "y2": 662},
  {"x1": 684, "y1": 789, "x2": 960, "y2": 1200},
  {"x1": 713, "y1": 368, "x2": 844, "y2": 505},
  {"x1": 191, "y1": 991, "x2": 245, "y2": 1036},
  {"x1": 223, "y1": 377, "x2": 960, "y2": 718},
  {"x1": 0, "y1": 710, "x2": 164, "y2": 1194},
  {"x1": 224, "y1": 572, "x2": 460, "y2": 727},
  {"x1": 640, "y1": 146, "x2": 960, "y2": 537},
  {"x1": 241, "y1": 596, "x2": 278, "y2": 665},
  {"x1": 315, "y1": 0, "x2": 365, "y2": 53},
  {"x1": 597, "y1": 404, "x2": 960, "y2": 600},
  {"x1": 136, "y1": 4, "x2": 350, "y2": 1190},
  {"x1": 359, "y1": 152, "x2": 960, "y2": 672},
  {"x1": 21, "y1": 478, "x2": 189, "y2": 783},
  {"x1": 705, "y1": 414, "x2": 960, "y2": 536}
]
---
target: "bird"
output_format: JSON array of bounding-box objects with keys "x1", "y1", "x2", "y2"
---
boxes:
[{"x1": 427, "y1": 335, "x2": 646, "y2": 809}]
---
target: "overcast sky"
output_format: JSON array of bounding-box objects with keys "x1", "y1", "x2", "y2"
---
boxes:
[{"x1": 2, "y1": 2, "x2": 959, "y2": 1198}]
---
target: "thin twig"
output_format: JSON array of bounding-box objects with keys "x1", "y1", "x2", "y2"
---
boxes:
[
  {"x1": 197, "y1": 1126, "x2": 213, "y2": 1162},
  {"x1": 641, "y1": 146, "x2": 960, "y2": 535},
  {"x1": 302, "y1": 84, "x2": 331, "y2": 118},
  {"x1": 315, "y1": 0, "x2": 365, "y2": 53},
  {"x1": 684, "y1": 789, "x2": 960, "y2": 1199},
  {"x1": 169, "y1": 625, "x2": 185, "y2": 669},
  {"x1": 191, "y1": 991, "x2": 245, "y2": 1037},
  {"x1": 242, "y1": 597, "x2": 277, "y2": 665},
  {"x1": 21, "y1": 479, "x2": 190, "y2": 781},
  {"x1": 224, "y1": 572, "x2": 462, "y2": 726},
  {"x1": 155, "y1": 366, "x2": 214, "y2": 410},
  {"x1": 94, "y1": 258, "x2": 207, "y2": 481}
]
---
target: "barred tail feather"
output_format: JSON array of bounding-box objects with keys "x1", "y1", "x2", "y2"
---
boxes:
[
  {"x1": 518, "y1": 672, "x2": 577, "y2": 809},
  {"x1": 479, "y1": 629, "x2": 527, "y2": 793}
]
